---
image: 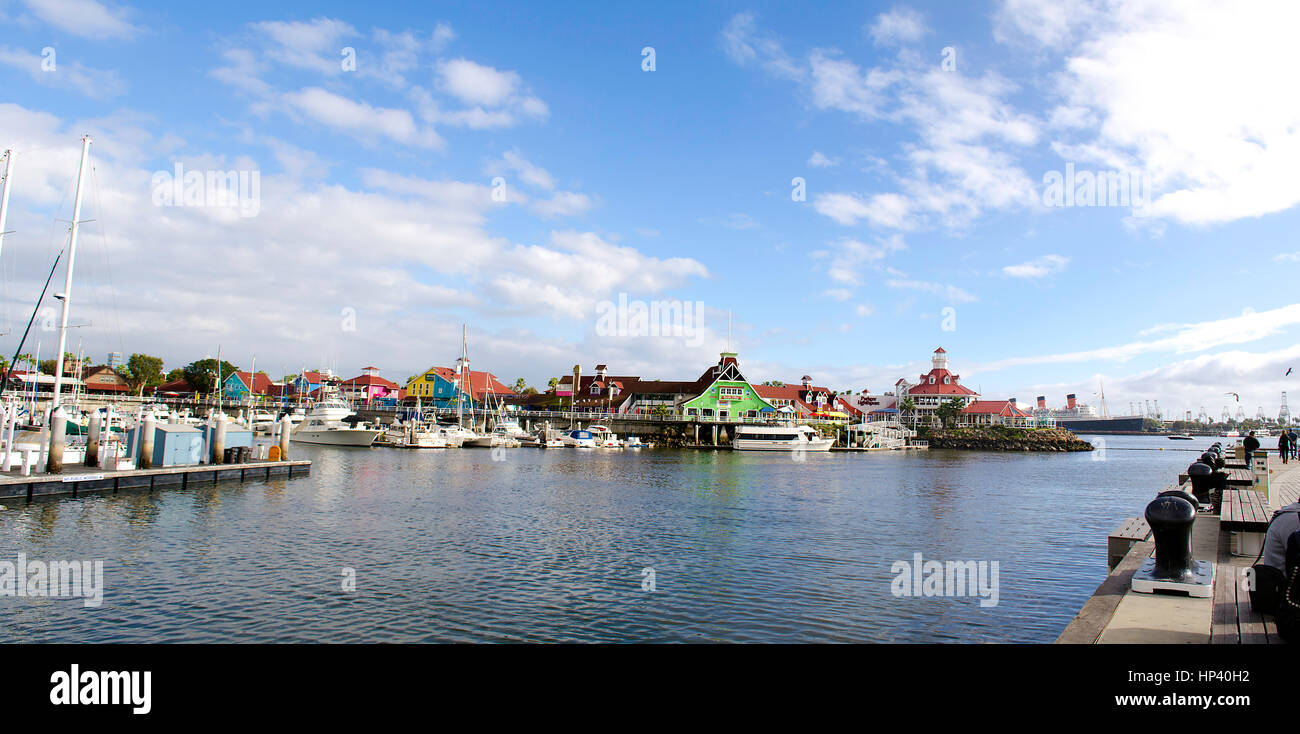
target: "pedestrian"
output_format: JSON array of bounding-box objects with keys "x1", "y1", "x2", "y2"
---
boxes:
[
  {"x1": 1244, "y1": 430, "x2": 1260, "y2": 460},
  {"x1": 1289, "y1": 428, "x2": 1298, "y2": 459},
  {"x1": 1280, "y1": 432, "x2": 1290, "y2": 464}
]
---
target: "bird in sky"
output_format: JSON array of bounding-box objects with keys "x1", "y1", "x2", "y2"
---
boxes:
[
  {"x1": 1226, "y1": 392, "x2": 1239, "y2": 401},
  {"x1": 1287, "y1": 368, "x2": 1293, "y2": 377}
]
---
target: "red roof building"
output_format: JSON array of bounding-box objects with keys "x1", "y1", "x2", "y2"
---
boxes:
[
  {"x1": 341, "y1": 367, "x2": 400, "y2": 403},
  {"x1": 897, "y1": 348, "x2": 980, "y2": 425},
  {"x1": 960, "y1": 399, "x2": 1035, "y2": 426}
]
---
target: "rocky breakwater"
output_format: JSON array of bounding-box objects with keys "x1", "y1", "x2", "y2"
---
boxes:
[{"x1": 921, "y1": 426, "x2": 1094, "y2": 452}]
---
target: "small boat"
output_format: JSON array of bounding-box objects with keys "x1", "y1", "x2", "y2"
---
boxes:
[
  {"x1": 562, "y1": 429, "x2": 597, "y2": 448},
  {"x1": 587, "y1": 424, "x2": 622, "y2": 448},
  {"x1": 624, "y1": 436, "x2": 645, "y2": 449},
  {"x1": 732, "y1": 424, "x2": 834, "y2": 451},
  {"x1": 463, "y1": 425, "x2": 521, "y2": 448},
  {"x1": 1167, "y1": 433, "x2": 1195, "y2": 440}
]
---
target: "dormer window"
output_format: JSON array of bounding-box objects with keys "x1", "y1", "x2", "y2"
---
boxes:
[
  {"x1": 590, "y1": 385, "x2": 600, "y2": 395},
  {"x1": 944, "y1": 376, "x2": 950, "y2": 384},
  {"x1": 929, "y1": 377, "x2": 935, "y2": 384}
]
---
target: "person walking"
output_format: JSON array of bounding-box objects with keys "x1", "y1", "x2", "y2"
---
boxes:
[
  {"x1": 1288, "y1": 428, "x2": 1298, "y2": 459},
  {"x1": 1279, "y1": 432, "x2": 1290, "y2": 464},
  {"x1": 1244, "y1": 431, "x2": 1260, "y2": 461}
]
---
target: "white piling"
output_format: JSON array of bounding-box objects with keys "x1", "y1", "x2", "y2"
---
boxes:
[
  {"x1": 47, "y1": 406, "x2": 67, "y2": 474},
  {"x1": 85, "y1": 408, "x2": 101, "y2": 466},
  {"x1": 212, "y1": 411, "x2": 228, "y2": 464},
  {"x1": 278, "y1": 414, "x2": 292, "y2": 460},
  {"x1": 139, "y1": 412, "x2": 157, "y2": 469}
]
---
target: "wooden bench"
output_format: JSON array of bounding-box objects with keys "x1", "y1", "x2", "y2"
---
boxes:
[
  {"x1": 1226, "y1": 468, "x2": 1255, "y2": 486},
  {"x1": 1221, "y1": 488, "x2": 1271, "y2": 557},
  {"x1": 1108, "y1": 517, "x2": 1151, "y2": 570}
]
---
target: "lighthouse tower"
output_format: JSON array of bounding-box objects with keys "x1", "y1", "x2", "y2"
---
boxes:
[{"x1": 931, "y1": 347, "x2": 949, "y2": 370}]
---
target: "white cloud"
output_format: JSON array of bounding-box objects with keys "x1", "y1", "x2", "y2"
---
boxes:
[
  {"x1": 19, "y1": 0, "x2": 141, "y2": 40},
  {"x1": 807, "y1": 151, "x2": 839, "y2": 168},
  {"x1": 250, "y1": 17, "x2": 357, "y2": 74},
  {"x1": 284, "y1": 87, "x2": 444, "y2": 149},
  {"x1": 0, "y1": 46, "x2": 125, "y2": 99},
  {"x1": 827, "y1": 235, "x2": 907, "y2": 286},
  {"x1": 531, "y1": 191, "x2": 593, "y2": 218},
  {"x1": 886, "y1": 279, "x2": 977, "y2": 304},
  {"x1": 814, "y1": 191, "x2": 912, "y2": 228},
  {"x1": 1003, "y1": 254, "x2": 1070, "y2": 278},
  {"x1": 720, "y1": 12, "x2": 804, "y2": 80},
  {"x1": 498, "y1": 150, "x2": 555, "y2": 190},
  {"x1": 868, "y1": 7, "x2": 928, "y2": 46}
]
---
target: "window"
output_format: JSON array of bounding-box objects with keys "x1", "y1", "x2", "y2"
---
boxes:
[{"x1": 943, "y1": 376, "x2": 950, "y2": 384}]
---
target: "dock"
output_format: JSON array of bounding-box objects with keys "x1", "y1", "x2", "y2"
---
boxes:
[
  {"x1": 1058, "y1": 447, "x2": 1299, "y2": 644},
  {"x1": 0, "y1": 460, "x2": 312, "y2": 502}
]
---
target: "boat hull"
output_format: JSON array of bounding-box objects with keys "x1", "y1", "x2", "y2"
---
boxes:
[
  {"x1": 291, "y1": 429, "x2": 379, "y2": 446},
  {"x1": 732, "y1": 438, "x2": 834, "y2": 452}
]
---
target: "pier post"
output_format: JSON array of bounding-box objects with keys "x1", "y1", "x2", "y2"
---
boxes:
[
  {"x1": 47, "y1": 406, "x2": 67, "y2": 474},
  {"x1": 85, "y1": 408, "x2": 101, "y2": 467},
  {"x1": 139, "y1": 413, "x2": 156, "y2": 469},
  {"x1": 212, "y1": 411, "x2": 227, "y2": 465},
  {"x1": 37, "y1": 407, "x2": 50, "y2": 472},
  {"x1": 0, "y1": 405, "x2": 11, "y2": 471},
  {"x1": 278, "y1": 414, "x2": 291, "y2": 460}
]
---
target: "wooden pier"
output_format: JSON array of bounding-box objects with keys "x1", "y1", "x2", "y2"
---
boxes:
[
  {"x1": 1058, "y1": 448, "x2": 1299, "y2": 644},
  {"x1": 0, "y1": 460, "x2": 312, "y2": 502}
]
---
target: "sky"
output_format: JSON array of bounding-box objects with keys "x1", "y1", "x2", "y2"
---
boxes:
[{"x1": 2, "y1": 0, "x2": 1300, "y2": 421}]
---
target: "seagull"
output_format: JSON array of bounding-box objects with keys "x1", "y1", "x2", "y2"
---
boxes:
[
  {"x1": 1287, "y1": 368, "x2": 1293, "y2": 377},
  {"x1": 1225, "y1": 392, "x2": 1239, "y2": 401}
]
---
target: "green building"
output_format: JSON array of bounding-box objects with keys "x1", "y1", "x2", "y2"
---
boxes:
[{"x1": 681, "y1": 352, "x2": 775, "y2": 420}]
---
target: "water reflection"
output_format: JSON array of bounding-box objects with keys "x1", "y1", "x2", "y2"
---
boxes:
[{"x1": 0, "y1": 435, "x2": 1194, "y2": 643}]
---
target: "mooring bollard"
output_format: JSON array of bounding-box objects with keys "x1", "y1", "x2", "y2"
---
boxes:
[
  {"x1": 212, "y1": 412, "x2": 227, "y2": 465},
  {"x1": 139, "y1": 412, "x2": 156, "y2": 470},
  {"x1": 1187, "y1": 461, "x2": 1213, "y2": 504},
  {"x1": 47, "y1": 406, "x2": 67, "y2": 474},
  {"x1": 85, "y1": 409, "x2": 101, "y2": 467},
  {"x1": 278, "y1": 414, "x2": 291, "y2": 461},
  {"x1": 0, "y1": 405, "x2": 11, "y2": 471},
  {"x1": 1131, "y1": 491, "x2": 1214, "y2": 597},
  {"x1": 37, "y1": 407, "x2": 50, "y2": 472}
]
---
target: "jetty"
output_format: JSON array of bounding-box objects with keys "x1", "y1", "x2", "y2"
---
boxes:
[
  {"x1": 0, "y1": 459, "x2": 311, "y2": 502},
  {"x1": 1058, "y1": 444, "x2": 1298, "y2": 644}
]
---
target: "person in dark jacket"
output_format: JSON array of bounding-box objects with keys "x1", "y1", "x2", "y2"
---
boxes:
[
  {"x1": 1244, "y1": 431, "x2": 1260, "y2": 459},
  {"x1": 1279, "y1": 432, "x2": 1291, "y2": 464},
  {"x1": 1289, "y1": 429, "x2": 1298, "y2": 459}
]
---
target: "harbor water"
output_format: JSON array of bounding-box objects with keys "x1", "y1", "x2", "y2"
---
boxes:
[{"x1": 0, "y1": 434, "x2": 1196, "y2": 643}]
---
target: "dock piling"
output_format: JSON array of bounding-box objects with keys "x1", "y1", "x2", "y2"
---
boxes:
[
  {"x1": 278, "y1": 414, "x2": 291, "y2": 460},
  {"x1": 85, "y1": 408, "x2": 101, "y2": 467},
  {"x1": 139, "y1": 413, "x2": 156, "y2": 470},
  {"x1": 47, "y1": 406, "x2": 67, "y2": 474},
  {"x1": 212, "y1": 411, "x2": 227, "y2": 465}
]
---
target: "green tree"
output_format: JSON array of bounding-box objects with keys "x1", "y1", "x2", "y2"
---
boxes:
[
  {"x1": 164, "y1": 368, "x2": 185, "y2": 383},
  {"x1": 123, "y1": 353, "x2": 165, "y2": 395},
  {"x1": 547, "y1": 377, "x2": 559, "y2": 391},
  {"x1": 935, "y1": 397, "x2": 965, "y2": 428},
  {"x1": 514, "y1": 377, "x2": 528, "y2": 394},
  {"x1": 183, "y1": 359, "x2": 240, "y2": 394}
]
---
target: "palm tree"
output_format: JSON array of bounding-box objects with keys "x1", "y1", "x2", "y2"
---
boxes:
[{"x1": 899, "y1": 396, "x2": 916, "y2": 426}]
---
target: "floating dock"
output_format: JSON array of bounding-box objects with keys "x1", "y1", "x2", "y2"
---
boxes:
[{"x1": 0, "y1": 460, "x2": 312, "y2": 501}]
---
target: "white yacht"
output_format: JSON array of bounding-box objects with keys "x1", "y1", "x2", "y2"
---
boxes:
[
  {"x1": 464, "y1": 425, "x2": 521, "y2": 448},
  {"x1": 731, "y1": 424, "x2": 834, "y2": 452},
  {"x1": 291, "y1": 396, "x2": 379, "y2": 447},
  {"x1": 385, "y1": 421, "x2": 450, "y2": 449}
]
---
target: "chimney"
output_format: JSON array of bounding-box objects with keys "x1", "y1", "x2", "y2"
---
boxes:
[
  {"x1": 801, "y1": 375, "x2": 812, "y2": 388},
  {"x1": 1036, "y1": 396, "x2": 1046, "y2": 409},
  {"x1": 596, "y1": 364, "x2": 607, "y2": 380},
  {"x1": 1066, "y1": 393, "x2": 1077, "y2": 409}
]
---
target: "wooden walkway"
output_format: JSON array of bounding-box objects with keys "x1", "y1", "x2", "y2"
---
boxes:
[
  {"x1": 1058, "y1": 447, "x2": 1299, "y2": 644},
  {"x1": 0, "y1": 460, "x2": 312, "y2": 501}
]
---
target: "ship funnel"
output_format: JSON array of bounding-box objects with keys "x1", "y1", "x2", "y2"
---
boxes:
[
  {"x1": 1066, "y1": 393, "x2": 1077, "y2": 409},
  {"x1": 1036, "y1": 396, "x2": 1047, "y2": 409}
]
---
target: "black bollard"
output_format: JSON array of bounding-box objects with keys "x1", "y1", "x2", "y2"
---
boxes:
[
  {"x1": 1186, "y1": 462, "x2": 1213, "y2": 504},
  {"x1": 1131, "y1": 492, "x2": 1214, "y2": 596},
  {"x1": 1145, "y1": 494, "x2": 1196, "y2": 581}
]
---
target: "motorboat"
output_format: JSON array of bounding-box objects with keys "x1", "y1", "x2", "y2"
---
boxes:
[
  {"x1": 562, "y1": 429, "x2": 597, "y2": 448},
  {"x1": 731, "y1": 424, "x2": 834, "y2": 452},
  {"x1": 463, "y1": 425, "x2": 521, "y2": 448},
  {"x1": 586, "y1": 424, "x2": 622, "y2": 448},
  {"x1": 290, "y1": 393, "x2": 378, "y2": 446},
  {"x1": 1167, "y1": 433, "x2": 1195, "y2": 440},
  {"x1": 624, "y1": 436, "x2": 646, "y2": 449}
]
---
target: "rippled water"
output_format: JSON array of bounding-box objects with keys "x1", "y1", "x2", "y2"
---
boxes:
[{"x1": 0, "y1": 434, "x2": 1199, "y2": 643}]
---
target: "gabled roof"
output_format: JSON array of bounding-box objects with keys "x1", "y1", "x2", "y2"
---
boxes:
[
  {"x1": 906, "y1": 368, "x2": 978, "y2": 395},
  {"x1": 228, "y1": 371, "x2": 274, "y2": 394},
  {"x1": 342, "y1": 373, "x2": 399, "y2": 389},
  {"x1": 961, "y1": 400, "x2": 1031, "y2": 417}
]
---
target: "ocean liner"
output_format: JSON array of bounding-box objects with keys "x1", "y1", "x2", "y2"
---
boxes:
[{"x1": 1032, "y1": 394, "x2": 1145, "y2": 433}]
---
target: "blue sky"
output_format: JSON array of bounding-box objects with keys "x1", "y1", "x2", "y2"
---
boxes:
[{"x1": 2, "y1": 0, "x2": 1300, "y2": 420}]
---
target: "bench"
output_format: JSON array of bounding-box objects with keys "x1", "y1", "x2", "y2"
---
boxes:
[
  {"x1": 1108, "y1": 517, "x2": 1151, "y2": 570},
  {"x1": 1221, "y1": 488, "x2": 1271, "y2": 557},
  {"x1": 1226, "y1": 468, "x2": 1255, "y2": 486}
]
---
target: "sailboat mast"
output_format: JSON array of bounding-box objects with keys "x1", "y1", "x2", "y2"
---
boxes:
[
  {"x1": 0, "y1": 150, "x2": 14, "y2": 263},
  {"x1": 52, "y1": 135, "x2": 92, "y2": 409}
]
